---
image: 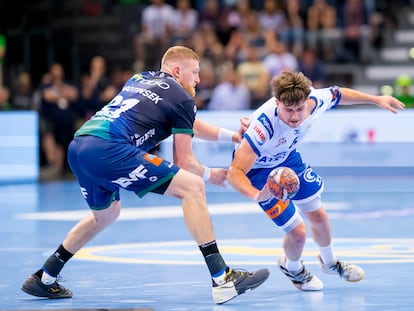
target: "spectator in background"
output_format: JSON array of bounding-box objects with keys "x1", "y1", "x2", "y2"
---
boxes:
[
  {"x1": 109, "y1": 66, "x2": 132, "y2": 92},
  {"x1": 241, "y1": 10, "x2": 267, "y2": 58},
  {"x1": 170, "y1": 0, "x2": 199, "y2": 45},
  {"x1": 279, "y1": 0, "x2": 305, "y2": 58},
  {"x1": 224, "y1": 27, "x2": 246, "y2": 65},
  {"x1": 194, "y1": 58, "x2": 216, "y2": 110},
  {"x1": 394, "y1": 74, "x2": 414, "y2": 108},
  {"x1": 236, "y1": 45, "x2": 270, "y2": 109},
  {"x1": 263, "y1": 39, "x2": 298, "y2": 78},
  {"x1": 0, "y1": 85, "x2": 11, "y2": 111},
  {"x1": 298, "y1": 48, "x2": 326, "y2": 88},
  {"x1": 136, "y1": 0, "x2": 174, "y2": 70},
  {"x1": 341, "y1": 0, "x2": 369, "y2": 63},
  {"x1": 227, "y1": 0, "x2": 252, "y2": 31},
  {"x1": 258, "y1": 0, "x2": 285, "y2": 34},
  {"x1": 208, "y1": 65, "x2": 250, "y2": 110},
  {"x1": 198, "y1": 0, "x2": 221, "y2": 28},
  {"x1": 76, "y1": 55, "x2": 116, "y2": 125},
  {"x1": 39, "y1": 63, "x2": 78, "y2": 180},
  {"x1": 11, "y1": 71, "x2": 33, "y2": 110},
  {"x1": 306, "y1": 0, "x2": 340, "y2": 62}
]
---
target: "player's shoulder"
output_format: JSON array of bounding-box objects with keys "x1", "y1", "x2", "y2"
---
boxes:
[{"x1": 310, "y1": 86, "x2": 340, "y2": 98}]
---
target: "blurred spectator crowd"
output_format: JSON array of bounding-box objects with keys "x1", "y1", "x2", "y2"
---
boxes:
[{"x1": 0, "y1": 0, "x2": 413, "y2": 180}]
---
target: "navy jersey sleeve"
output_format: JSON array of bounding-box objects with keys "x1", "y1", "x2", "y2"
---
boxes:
[{"x1": 171, "y1": 99, "x2": 196, "y2": 135}]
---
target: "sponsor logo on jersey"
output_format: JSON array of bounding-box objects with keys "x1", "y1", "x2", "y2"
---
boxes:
[
  {"x1": 275, "y1": 137, "x2": 287, "y2": 147},
  {"x1": 112, "y1": 165, "x2": 148, "y2": 188},
  {"x1": 258, "y1": 113, "x2": 274, "y2": 136},
  {"x1": 330, "y1": 86, "x2": 340, "y2": 104},
  {"x1": 132, "y1": 75, "x2": 170, "y2": 90},
  {"x1": 253, "y1": 125, "x2": 266, "y2": 145},
  {"x1": 257, "y1": 152, "x2": 288, "y2": 163},
  {"x1": 132, "y1": 128, "x2": 156, "y2": 147}
]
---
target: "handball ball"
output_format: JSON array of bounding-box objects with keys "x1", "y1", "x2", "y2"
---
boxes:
[{"x1": 267, "y1": 167, "x2": 300, "y2": 201}]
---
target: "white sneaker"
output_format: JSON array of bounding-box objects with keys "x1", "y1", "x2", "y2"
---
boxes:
[
  {"x1": 277, "y1": 257, "x2": 323, "y2": 291},
  {"x1": 318, "y1": 255, "x2": 365, "y2": 282},
  {"x1": 212, "y1": 268, "x2": 270, "y2": 304}
]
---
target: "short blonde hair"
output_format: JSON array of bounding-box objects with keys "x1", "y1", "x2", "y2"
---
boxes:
[
  {"x1": 161, "y1": 46, "x2": 199, "y2": 67},
  {"x1": 270, "y1": 70, "x2": 312, "y2": 106}
]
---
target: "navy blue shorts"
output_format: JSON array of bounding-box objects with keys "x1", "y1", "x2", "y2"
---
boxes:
[{"x1": 67, "y1": 136, "x2": 179, "y2": 210}]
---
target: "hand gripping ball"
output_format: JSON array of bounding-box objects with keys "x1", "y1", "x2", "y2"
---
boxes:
[{"x1": 267, "y1": 167, "x2": 300, "y2": 201}]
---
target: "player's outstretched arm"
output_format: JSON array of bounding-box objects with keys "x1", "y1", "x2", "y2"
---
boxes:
[
  {"x1": 173, "y1": 132, "x2": 227, "y2": 186},
  {"x1": 193, "y1": 118, "x2": 242, "y2": 143},
  {"x1": 339, "y1": 87, "x2": 405, "y2": 114}
]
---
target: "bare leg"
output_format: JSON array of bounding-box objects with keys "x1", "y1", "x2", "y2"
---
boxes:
[
  {"x1": 304, "y1": 207, "x2": 332, "y2": 247},
  {"x1": 62, "y1": 200, "x2": 122, "y2": 254},
  {"x1": 165, "y1": 169, "x2": 215, "y2": 245},
  {"x1": 283, "y1": 222, "x2": 307, "y2": 261}
]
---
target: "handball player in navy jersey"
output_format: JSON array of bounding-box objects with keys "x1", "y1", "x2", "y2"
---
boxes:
[{"x1": 22, "y1": 46, "x2": 269, "y2": 304}]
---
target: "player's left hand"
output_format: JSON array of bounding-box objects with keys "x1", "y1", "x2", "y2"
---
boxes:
[
  {"x1": 376, "y1": 95, "x2": 405, "y2": 114},
  {"x1": 236, "y1": 116, "x2": 250, "y2": 140}
]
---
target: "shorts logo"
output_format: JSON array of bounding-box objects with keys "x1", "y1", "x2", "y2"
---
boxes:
[
  {"x1": 112, "y1": 164, "x2": 148, "y2": 188},
  {"x1": 303, "y1": 168, "x2": 322, "y2": 185},
  {"x1": 144, "y1": 153, "x2": 162, "y2": 166},
  {"x1": 80, "y1": 187, "x2": 88, "y2": 199}
]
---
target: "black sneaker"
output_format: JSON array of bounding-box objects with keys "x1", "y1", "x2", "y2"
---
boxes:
[
  {"x1": 21, "y1": 273, "x2": 73, "y2": 299},
  {"x1": 212, "y1": 268, "x2": 270, "y2": 304}
]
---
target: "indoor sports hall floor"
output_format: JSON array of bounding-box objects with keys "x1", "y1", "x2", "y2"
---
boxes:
[{"x1": 1, "y1": 169, "x2": 414, "y2": 311}]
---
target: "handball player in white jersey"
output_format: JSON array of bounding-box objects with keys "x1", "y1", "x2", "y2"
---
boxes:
[{"x1": 227, "y1": 70, "x2": 405, "y2": 291}]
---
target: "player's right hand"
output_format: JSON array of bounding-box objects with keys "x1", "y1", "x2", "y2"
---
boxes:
[
  {"x1": 253, "y1": 183, "x2": 274, "y2": 202},
  {"x1": 208, "y1": 168, "x2": 228, "y2": 186}
]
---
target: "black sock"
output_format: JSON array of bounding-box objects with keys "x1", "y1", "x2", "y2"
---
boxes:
[
  {"x1": 199, "y1": 240, "x2": 227, "y2": 276},
  {"x1": 40, "y1": 244, "x2": 74, "y2": 277}
]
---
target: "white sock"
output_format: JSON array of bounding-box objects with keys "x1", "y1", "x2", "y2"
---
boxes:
[
  {"x1": 319, "y1": 244, "x2": 336, "y2": 265},
  {"x1": 286, "y1": 258, "x2": 302, "y2": 272},
  {"x1": 41, "y1": 271, "x2": 56, "y2": 285},
  {"x1": 212, "y1": 269, "x2": 227, "y2": 285}
]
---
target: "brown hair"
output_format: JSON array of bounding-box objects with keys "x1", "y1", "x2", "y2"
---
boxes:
[
  {"x1": 270, "y1": 70, "x2": 312, "y2": 106},
  {"x1": 161, "y1": 46, "x2": 199, "y2": 67}
]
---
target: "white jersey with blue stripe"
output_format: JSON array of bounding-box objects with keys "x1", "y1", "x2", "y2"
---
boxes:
[{"x1": 244, "y1": 86, "x2": 341, "y2": 169}]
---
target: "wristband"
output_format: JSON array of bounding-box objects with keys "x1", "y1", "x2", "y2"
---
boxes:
[
  {"x1": 218, "y1": 128, "x2": 236, "y2": 142},
  {"x1": 202, "y1": 165, "x2": 211, "y2": 181}
]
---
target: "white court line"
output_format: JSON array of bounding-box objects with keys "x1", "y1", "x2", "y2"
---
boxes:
[{"x1": 15, "y1": 202, "x2": 349, "y2": 221}]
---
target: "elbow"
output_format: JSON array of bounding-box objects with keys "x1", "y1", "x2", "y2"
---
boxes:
[
  {"x1": 174, "y1": 156, "x2": 193, "y2": 171},
  {"x1": 226, "y1": 166, "x2": 236, "y2": 184}
]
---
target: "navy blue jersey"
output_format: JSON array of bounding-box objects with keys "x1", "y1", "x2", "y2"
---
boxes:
[{"x1": 75, "y1": 71, "x2": 196, "y2": 152}]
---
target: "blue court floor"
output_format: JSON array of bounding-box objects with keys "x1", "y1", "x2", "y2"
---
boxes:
[{"x1": 1, "y1": 171, "x2": 414, "y2": 311}]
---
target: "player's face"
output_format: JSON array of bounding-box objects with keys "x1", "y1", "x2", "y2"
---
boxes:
[
  {"x1": 276, "y1": 99, "x2": 308, "y2": 128},
  {"x1": 177, "y1": 59, "x2": 200, "y2": 98}
]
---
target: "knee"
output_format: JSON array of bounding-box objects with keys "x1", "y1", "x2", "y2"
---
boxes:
[
  {"x1": 183, "y1": 174, "x2": 205, "y2": 198},
  {"x1": 307, "y1": 208, "x2": 328, "y2": 225},
  {"x1": 94, "y1": 200, "x2": 121, "y2": 227},
  {"x1": 289, "y1": 222, "x2": 307, "y2": 245}
]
